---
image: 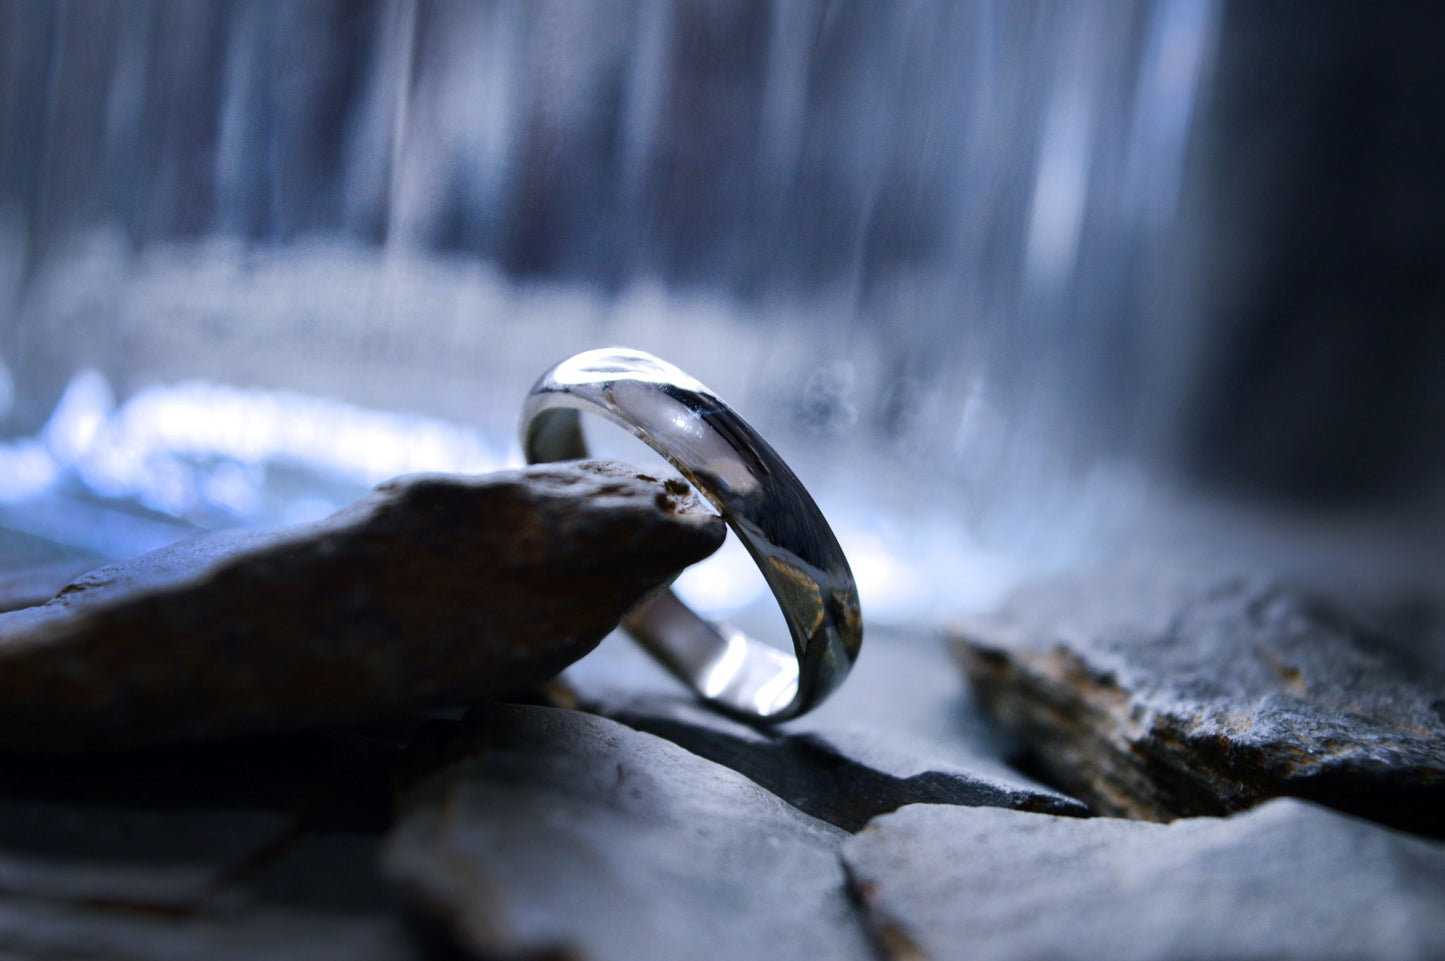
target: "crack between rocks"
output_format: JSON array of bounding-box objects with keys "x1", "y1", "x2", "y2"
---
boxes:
[
  {"x1": 840, "y1": 855, "x2": 926, "y2": 961},
  {"x1": 605, "y1": 711, "x2": 1086, "y2": 834}
]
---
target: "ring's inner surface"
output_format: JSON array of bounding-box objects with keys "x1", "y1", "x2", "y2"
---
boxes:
[
  {"x1": 559, "y1": 414, "x2": 800, "y2": 718},
  {"x1": 623, "y1": 591, "x2": 799, "y2": 718}
]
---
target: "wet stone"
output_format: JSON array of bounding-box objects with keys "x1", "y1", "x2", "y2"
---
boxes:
[
  {"x1": 953, "y1": 570, "x2": 1445, "y2": 836},
  {"x1": 557, "y1": 628, "x2": 1086, "y2": 831},
  {"x1": 0, "y1": 461, "x2": 724, "y2": 750},
  {"x1": 383, "y1": 703, "x2": 874, "y2": 961},
  {"x1": 844, "y1": 798, "x2": 1445, "y2": 961}
]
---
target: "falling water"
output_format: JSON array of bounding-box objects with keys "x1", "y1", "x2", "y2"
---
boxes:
[{"x1": 0, "y1": 0, "x2": 1225, "y2": 620}]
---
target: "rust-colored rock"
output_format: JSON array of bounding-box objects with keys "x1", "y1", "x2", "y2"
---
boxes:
[{"x1": 0, "y1": 461, "x2": 724, "y2": 750}]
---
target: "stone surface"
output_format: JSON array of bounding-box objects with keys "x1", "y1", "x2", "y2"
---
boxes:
[
  {"x1": 0, "y1": 903, "x2": 419, "y2": 961},
  {"x1": 0, "y1": 461, "x2": 724, "y2": 750},
  {"x1": 0, "y1": 561, "x2": 94, "y2": 614},
  {"x1": 954, "y1": 569, "x2": 1445, "y2": 836},
  {"x1": 557, "y1": 627, "x2": 1086, "y2": 830},
  {"x1": 844, "y1": 798, "x2": 1445, "y2": 961},
  {"x1": 0, "y1": 519, "x2": 107, "y2": 612},
  {"x1": 0, "y1": 728, "x2": 426, "y2": 960},
  {"x1": 383, "y1": 703, "x2": 874, "y2": 961}
]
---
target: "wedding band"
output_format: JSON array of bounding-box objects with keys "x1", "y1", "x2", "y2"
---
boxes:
[{"x1": 520, "y1": 347, "x2": 862, "y2": 722}]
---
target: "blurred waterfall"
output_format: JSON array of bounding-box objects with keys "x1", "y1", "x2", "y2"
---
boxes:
[{"x1": 2, "y1": 0, "x2": 1234, "y2": 617}]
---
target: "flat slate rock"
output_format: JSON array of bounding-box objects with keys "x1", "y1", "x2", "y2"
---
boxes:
[
  {"x1": 0, "y1": 461, "x2": 724, "y2": 750},
  {"x1": 846, "y1": 798, "x2": 1445, "y2": 961},
  {"x1": 954, "y1": 570, "x2": 1445, "y2": 836},
  {"x1": 0, "y1": 562, "x2": 94, "y2": 614},
  {"x1": 557, "y1": 628, "x2": 1085, "y2": 831},
  {"x1": 383, "y1": 703, "x2": 874, "y2": 961}
]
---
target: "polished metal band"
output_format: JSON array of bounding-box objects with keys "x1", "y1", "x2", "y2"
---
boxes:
[{"x1": 520, "y1": 347, "x2": 862, "y2": 722}]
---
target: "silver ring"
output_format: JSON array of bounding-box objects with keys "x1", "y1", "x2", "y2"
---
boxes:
[{"x1": 520, "y1": 347, "x2": 862, "y2": 723}]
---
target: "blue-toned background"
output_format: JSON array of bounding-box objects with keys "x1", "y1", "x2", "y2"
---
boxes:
[{"x1": 2, "y1": 0, "x2": 1442, "y2": 624}]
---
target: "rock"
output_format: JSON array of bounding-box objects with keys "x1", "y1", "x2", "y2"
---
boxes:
[
  {"x1": 844, "y1": 798, "x2": 1445, "y2": 961},
  {"x1": 589, "y1": 699, "x2": 1086, "y2": 832},
  {"x1": 0, "y1": 562, "x2": 94, "y2": 614},
  {"x1": 954, "y1": 570, "x2": 1445, "y2": 836},
  {"x1": 0, "y1": 728, "x2": 426, "y2": 960},
  {"x1": 557, "y1": 628, "x2": 1086, "y2": 831},
  {"x1": 0, "y1": 902, "x2": 419, "y2": 961},
  {"x1": 0, "y1": 521, "x2": 106, "y2": 612},
  {"x1": 0, "y1": 461, "x2": 724, "y2": 750},
  {"x1": 383, "y1": 703, "x2": 874, "y2": 961}
]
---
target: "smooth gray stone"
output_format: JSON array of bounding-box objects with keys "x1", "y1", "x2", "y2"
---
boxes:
[
  {"x1": 0, "y1": 461, "x2": 724, "y2": 750},
  {"x1": 844, "y1": 798, "x2": 1445, "y2": 961},
  {"x1": 955, "y1": 572, "x2": 1445, "y2": 836},
  {"x1": 558, "y1": 629, "x2": 1086, "y2": 831},
  {"x1": 383, "y1": 703, "x2": 874, "y2": 961}
]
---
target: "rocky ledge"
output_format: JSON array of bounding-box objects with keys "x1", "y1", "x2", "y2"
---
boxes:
[
  {"x1": 954, "y1": 568, "x2": 1445, "y2": 836},
  {"x1": 0, "y1": 461, "x2": 723, "y2": 750},
  {"x1": 3, "y1": 479, "x2": 1444, "y2": 960}
]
